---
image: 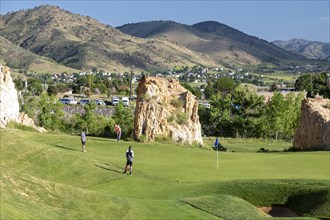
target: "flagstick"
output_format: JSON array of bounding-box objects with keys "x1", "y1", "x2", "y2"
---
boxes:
[{"x1": 217, "y1": 144, "x2": 219, "y2": 170}]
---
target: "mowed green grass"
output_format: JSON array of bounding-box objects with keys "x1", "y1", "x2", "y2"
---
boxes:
[{"x1": 1, "y1": 129, "x2": 329, "y2": 219}]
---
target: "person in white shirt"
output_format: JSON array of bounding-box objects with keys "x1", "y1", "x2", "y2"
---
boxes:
[{"x1": 81, "y1": 131, "x2": 86, "y2": 152}]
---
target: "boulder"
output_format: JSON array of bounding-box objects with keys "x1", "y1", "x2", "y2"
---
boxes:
[
  {"x1": 134, "y1": 76, "x2": 203, "y2": 145},
  {"x1": 293, "y1": 97, "x2": 330, "y2": 150}
]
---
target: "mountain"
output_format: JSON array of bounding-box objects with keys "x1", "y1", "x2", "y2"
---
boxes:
[
  {"x1": 0, "y1": 36, "x2": 79, "y2": 74},
  {"x1": 272, "y1": 39, "x2": 330, "y2": 60},
  {"x1": 0, "y1": 5, "x2": 217, "y2": 73},
  {"x1": 117, "y1": 20, "x2": 305, "y2": 67}
]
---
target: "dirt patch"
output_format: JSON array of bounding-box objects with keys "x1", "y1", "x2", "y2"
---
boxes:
[{"x1": 258, "y1": 206, "x2": 299, "y2": 217}]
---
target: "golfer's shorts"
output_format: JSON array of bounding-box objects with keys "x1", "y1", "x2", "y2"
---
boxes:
[{"x1": 126, "y1": 161, "x2": 133, "y2": 166}]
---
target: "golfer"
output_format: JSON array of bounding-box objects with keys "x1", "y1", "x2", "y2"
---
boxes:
[
  {"x1": 114, "y1": 124, "x2": 121, "y2": 142},
  {"x1": 123, "y1": 146, "x2": 134, "y2": 176},
  {"x1": 81, "y1": 130, "x2": 86, "y2": 152}
]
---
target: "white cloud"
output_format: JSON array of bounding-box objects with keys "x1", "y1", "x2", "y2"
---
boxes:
[{"x1": 320, "y1": 16, "x2": 330, "y2": 21}]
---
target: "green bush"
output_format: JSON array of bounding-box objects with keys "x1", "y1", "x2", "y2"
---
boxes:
[
  {"x1": 155, "y1": 135, "x2": 171, "y2": 143},
  {"x1": 171, "y1": 98, "x2": 184, "y2": 108},
  {"x1": 138, "y1": 134, "x2": 147, "y2": 143},
  {"x1": 176, "y1": 111, "x2": 189, "y2": 125},
  {"x1": 167, "y1": 115, "x2": 175, "y2": 123}
]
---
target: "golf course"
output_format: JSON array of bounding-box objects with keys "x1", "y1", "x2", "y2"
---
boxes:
[{"x1": 1, "y1": 128, "x2": 329, "y2": 219}]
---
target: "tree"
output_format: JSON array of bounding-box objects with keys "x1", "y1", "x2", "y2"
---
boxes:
[
  {"x1": 204, "y1": 82, "x2": 214, "y2": 99},
  {"x1": 180, "y1": 82, "x2": 202, "y2": 99},
  {"x1": 295, "y1": 72, "x2": 330, "y2": 98},
  {"x1": 213, "y1": 77, "x2": 237, "y2": 94},
  {"x1": 112, "y1": 103, "x2": 134, "y2": 139},
  {"x1": 73, "y1": 103, "x2": 98, "y2": 134},
  {"x1": 263, "y1": 92, "x2": 286, "y2": 140},
  {"x1": 27, "y1": 78, "x2": 43, "y2": 96},
  {"x1": 209, "y1": 92, "x2": 233, "y2": 136},
  {"x1": 37, "y1": 94, "x2": 65, "y2": 131},
  {"x1": 231, "y1": 85, "x2": 265, "y2": 138},
  {"x1": 198, "y1": 106, "x2": 212, "y2": 136},
  {"x1": 295, "y1": 74, "x2": 314, "y2": 97},
  {"x1": 280, "y1": 92, "x2": 305, "y2": 139}
]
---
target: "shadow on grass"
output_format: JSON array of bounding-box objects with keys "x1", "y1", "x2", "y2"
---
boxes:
[
  {"x1": 94, "y1": 164, "x2": 122, "y2": 174},
  {"x1": 53, "y1": 144, "x2": 80, "y2": 152},
  {"x1": 87, "y1": 137, "x2": 116, "y2": 142}
]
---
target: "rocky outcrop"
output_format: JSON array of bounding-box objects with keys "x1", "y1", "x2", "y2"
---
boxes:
[
  {"x1": 134, "y1": 76, "x2": 203, "y2": 145},
  {"x1": 0, "y1": 64, "x2": 45, "y2": 132},
  {"x1": 0, "y1": 64, "x2": 19, "y2": 128},
  {"x1": 17, "y1": 112, "x2": 46, "y2": 133},
  {"x1": 293, "y1": 98, "x2": 330, "y2": 150}
]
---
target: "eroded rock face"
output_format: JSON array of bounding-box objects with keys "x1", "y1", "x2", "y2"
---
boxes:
[
  {"x1": 17, "y1": 112, "x2": 46, "y2": 133},
  {"x1": 0, "y1": 64, "x2": 45, "y2": 132},
  {"x1": 293, "y1": 98, "x2": 330, "y2": 150},
  {"x1": 0, "y1": 64, "x2": 19, "y2": 128},
  {"x1": 134, "y1": 76, "x2": 203, "y2": 145}
]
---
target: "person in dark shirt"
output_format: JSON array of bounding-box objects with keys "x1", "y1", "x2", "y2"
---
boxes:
[
  {"x1": 123, "y1": 146, "x2": 134, "y2": 176},
  {"x1": 81, "y1": 131, "x2": 86, "y2": 152}
]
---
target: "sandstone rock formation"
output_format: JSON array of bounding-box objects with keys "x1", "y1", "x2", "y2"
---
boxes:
[
  {"x1": 0, "y1": 64, "x2": 19, "y2": 128},
  {"x1": 17, "y1": 112, "x2": 46, "y2": 133},
  {"x1": 134, "y1": 76, "x2": 203, "y2": 145},
  {"x1": 293, "y1": 97, "x2": 330, "y2": 150},
  {"x1": 0, "y1": 64, "x2": 45, "y2": 132}
]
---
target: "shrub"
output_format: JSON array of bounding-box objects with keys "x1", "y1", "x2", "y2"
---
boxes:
[
  {"x1": 176, "y1": 111, "x2": 189, "y2": 125},
  {"x1": 167, "y1": 115, "x2": 175, "y2": 123},
  {"x1": 324, "y1": 101, "x2": 330, "y2": 109},
  {"x1": 171, "y1": 98, "x2": 184, "y2": 108},
  {"x1": 155, "y1": 135, "x2": 171, "y2": 143},
  {"x1": 138, "y1": 134, "x2": 147, "y2": 143}
]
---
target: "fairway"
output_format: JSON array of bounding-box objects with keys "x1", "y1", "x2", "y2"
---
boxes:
[{"x1": 1, "y1": 129, "x2": 329, "y2": 219}]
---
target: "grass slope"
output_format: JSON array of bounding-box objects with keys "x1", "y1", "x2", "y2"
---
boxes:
[
  {"x1": 0, "y1": 36, "x2": 79, "y2": 74},
  {"x1": 1, "y1": 129, "x2": 329, "y2": 219}
]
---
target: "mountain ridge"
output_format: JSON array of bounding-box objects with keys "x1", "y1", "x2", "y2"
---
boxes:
[
  {"x1": 117, "y1": 20, "x2": 305, "y2": 67},
  {"x1": 0, "y1": 5, "x2": 218, "y2": 72},
  {"x1": 0, "y1": 5, "x2": 317, "y2": 74},
  {"x1": 272, "y1": 38, "x2": 330, "y2": 60}
]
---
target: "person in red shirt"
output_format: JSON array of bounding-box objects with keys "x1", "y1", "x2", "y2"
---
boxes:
[{"x1": 114, "y1": 124, "x2": 121, "y2": 142}]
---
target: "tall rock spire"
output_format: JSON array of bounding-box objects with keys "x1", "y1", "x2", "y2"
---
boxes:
[{"x1": 134, "y1": 76, "x2": 203, "y2": 145}]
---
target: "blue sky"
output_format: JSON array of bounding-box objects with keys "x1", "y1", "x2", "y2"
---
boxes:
[{"x1": 1, "y1": 0, "x2": 329, "y2": 42}]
